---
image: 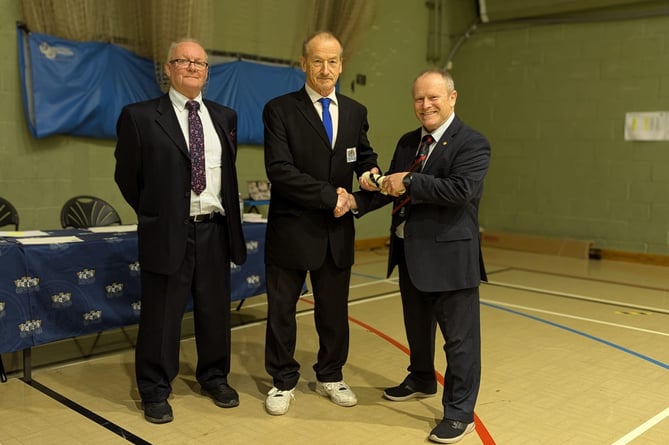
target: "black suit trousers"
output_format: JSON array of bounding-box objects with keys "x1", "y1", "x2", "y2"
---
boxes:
[
  {"x1": 135, "y1": 217, "x2": 232, "y2": 402},
  {"x1": 396, "y1": 237, "x2": 481, "y2": 423},
  {"x1": 264, "y1": 248, "x2": 352, "y2": 390}
]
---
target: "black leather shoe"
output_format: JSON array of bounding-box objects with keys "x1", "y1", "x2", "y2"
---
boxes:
[
  {"x1": 143, "y1": 400, "x2": 173, "y2": 424},
  {"x1": 201, "y1": 383, "x2": 239, "y2": 408},
  {"x1": 428, "y1": 419, "x2": 475, "y2": 443},
  {"x1": 383, "y1": 380, "x2": 437, "y2": 401}
]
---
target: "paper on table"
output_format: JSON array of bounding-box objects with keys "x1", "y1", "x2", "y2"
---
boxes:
[
  {"x1": 243, "y1": 213, "x2": 267, "y2": 223},
  {"x1": 17, "y1": 236, "x2": 83, "y2": 245},
  {"x1": 87, "y1": 224, "x2": 137, "y2": 233},
  {"x1": 0, "y1": 230, "x2": 50, "y2": 237}
]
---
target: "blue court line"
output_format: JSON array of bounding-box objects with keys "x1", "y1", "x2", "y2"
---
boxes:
[
  {"x1": 482, "y1": 301, "x2": 669, "y2": 370},
  {"x1": 350, "y1": 269, "x2": 669, "y2": 370}
]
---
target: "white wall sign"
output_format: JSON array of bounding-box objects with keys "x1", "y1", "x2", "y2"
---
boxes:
[{"x1": 624, "y1": 112, "x2": 669, "y2": 141}]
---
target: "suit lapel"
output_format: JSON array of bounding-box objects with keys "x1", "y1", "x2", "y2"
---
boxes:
[
  {"x1": 400, "y1": 130, "x2": 422, "y2": 171},
  {"x1": 205, "y1": 101, "x2": 239, "y2": 218},
  {"x1": 296, "y1": 88, "x2": 333, "y2": 149},
  {"x1": 205, "y1": 99, "x2": 236, "y2": 159},
  {"x1": 155, "y1": 95, "x2": 189, "y2": 159},
  {"x1": 333, "y1": 93, "x2": 347, "y2": 150},
  {"x1": 422, "y1": 116, "x2": 462, "y2": 172}
]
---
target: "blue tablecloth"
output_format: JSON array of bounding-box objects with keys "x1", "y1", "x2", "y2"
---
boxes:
[
  {"x1": 0, "y1": 238, "x2": 33, "y2": 353},
  {"x1": 0, "y1": 223, "x2": 266, "y2": 354}
]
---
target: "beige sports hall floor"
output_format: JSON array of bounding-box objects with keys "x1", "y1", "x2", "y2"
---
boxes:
[{"x1": 1, "y1": 245, "x2": 668, "y2": 444}]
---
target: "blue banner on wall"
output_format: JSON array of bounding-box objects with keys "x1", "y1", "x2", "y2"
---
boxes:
[{"x1": 17, "y1": 26, "x2": 305, "y2": 144}]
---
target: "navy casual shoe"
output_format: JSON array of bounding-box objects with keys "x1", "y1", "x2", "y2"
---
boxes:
[
  {"x1": 383, "y1": 380, "x2": 437, "y2": 401},
  {"x1": 429, "y1": 419, "x2": 475, "y2": 443},
  {"x1": 143, "y1": 400, "x2": 173, "y2": 424},
  {"x1": 201, "y1": 383, "x2": 240, "y2": 408}
]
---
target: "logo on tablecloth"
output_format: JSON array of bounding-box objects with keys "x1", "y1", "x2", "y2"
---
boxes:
[
  {"x1": 230, "y1": 261, "x2": 241, "y2": 274},
  {"x1": 246, "y1": 240, "x2": 259, "y2": 254},
  {"x1": 19, "y1": 319, "x2": 43, "y2": 337},
  {"x1": 83, "y1": 310, "x2": 102, "y2": 325},
  {"x1": 131, "y1": 300, "x2": 141, "y2": 315},
  {"x1": 76, "y1": 268, "x2": 96, "y2": 284},
  {"x1": 14, "y1": 276, "x2": 40, "y2": 293},
  {"x1": 51, "y1": 292, "x2": 72, "y2": 308},
  {"x1": 105, "y1": 282, "x2": 124, "y2": 298},
  {"x1": 128, "y1": 261, "x2": 140, "y2": 276},
  {"x1": 245, "y1": 275, "x2": 261, "y2": 291},
  {"x1": 0, "y1": 301, "x2": 5, "y2": 320}
]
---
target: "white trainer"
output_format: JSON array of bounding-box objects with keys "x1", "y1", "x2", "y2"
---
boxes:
[
  {"x1": 265, "y1": 387, "x2": 295, "y2": 415},
  {"x1": 315, "y1": 380, "x2": 358, "y2": 407}
]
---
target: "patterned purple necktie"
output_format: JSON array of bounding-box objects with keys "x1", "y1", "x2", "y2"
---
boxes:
[{"x1": 186, "y1": 100, "x2": 206, "y2": 194}]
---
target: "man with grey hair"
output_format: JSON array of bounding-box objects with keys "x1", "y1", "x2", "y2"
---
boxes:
[
  {"x1": 261, "y1": 31, "x2": 380, "y2": 416},
  {"x1": 115, "y1": 38, "x2": 246, "y2": 424},
  {"x1": 352, "y1": 69, "x2": 490, "y2": 443}
]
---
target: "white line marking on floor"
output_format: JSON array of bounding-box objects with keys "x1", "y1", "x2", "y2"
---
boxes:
[
  {"x1": 485, "y1": 280, "x2": 669, "y2": 315},
  {"x1": 482, "y1": 299, "x2": 669, "y2": 337},
  {"x1": 610, "y1": 406, "x2": 669, "y2": 445}
]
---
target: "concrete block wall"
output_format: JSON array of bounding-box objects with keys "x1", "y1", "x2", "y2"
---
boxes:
[{"x1": 451, "y1": 13, "x2": 669, "y2": 254}]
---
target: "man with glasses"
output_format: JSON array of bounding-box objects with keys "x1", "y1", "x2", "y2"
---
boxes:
[{"x1": 115, "y1": 38, "x2": 247, "y2": 424}]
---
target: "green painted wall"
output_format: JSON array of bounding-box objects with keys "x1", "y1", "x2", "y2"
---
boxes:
[
  {"x1": 1, "y1": 1, "x2": 122, "y2": 230},
  {"x1": 231, "y1": 0, "x2": 433, "y2": 240},
  {"x1": 3, "y1": 0, "x2": 668, "y2": 254},
  {"x1": 0, "y1": 0, "x2": 429, "y2": 240},
  {"x1": 451, "y1": 11, "x2": 669, "y2": 254}
]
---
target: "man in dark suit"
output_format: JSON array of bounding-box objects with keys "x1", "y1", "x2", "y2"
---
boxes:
[
  {"x1": 353, "y1": 69, "x2": 490, "y2": 443},
  {"x1": 114, "y1": 39, "x2": 247, "y2": 424},
  {"x1": 262, "y1": 31, "x2": 380, "y2": 416}
]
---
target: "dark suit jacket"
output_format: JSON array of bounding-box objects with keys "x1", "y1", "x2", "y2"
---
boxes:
[
  {"x1": 263, "y1": 87, "x2": 379, "y2": 270},
  {"x1": 114, "y1": 94, "x2": 247, "y2": 275},
  {"x1": 356, "y1": 116, "x2": 490, "y2": 292}
]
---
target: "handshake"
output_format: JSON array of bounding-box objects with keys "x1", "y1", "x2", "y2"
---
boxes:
[{"x1": 333, "y1": 187, "x2": 356, "y2": 218}]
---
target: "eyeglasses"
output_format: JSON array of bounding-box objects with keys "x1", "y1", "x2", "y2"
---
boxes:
[{"x1": 169, "y1": 58, "x2": 209, "y2": 71}]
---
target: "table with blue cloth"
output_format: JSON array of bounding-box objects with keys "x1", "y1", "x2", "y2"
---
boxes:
[{"x1": 0, "y1": 223, "x2": 266, "y2": 380}]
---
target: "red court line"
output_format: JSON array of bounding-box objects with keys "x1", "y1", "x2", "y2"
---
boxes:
[{"x1": 299, "y1": 296, "x2": 496, "y2": 445}]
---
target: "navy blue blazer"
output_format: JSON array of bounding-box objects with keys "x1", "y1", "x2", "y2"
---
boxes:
[{"x1": 356, "y1": 116, "x2": 490, "y2": 292}]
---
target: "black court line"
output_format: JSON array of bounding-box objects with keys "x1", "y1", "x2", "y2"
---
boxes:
[
  {"x1": 487, "y1": 265, "x2": 669, "y2": 292},
  {"x1": 483, "y1": 280, "x2": 669, "y2": 316},
  {"x1": 352, "y1": 269, "x2": 669, "y2": 316},
  {"x1": 23, "y1": 379, "x2": 152, "y2": 445},
  {"x1": 486, "y1": 267, "x2": 514, "y2": 275}
]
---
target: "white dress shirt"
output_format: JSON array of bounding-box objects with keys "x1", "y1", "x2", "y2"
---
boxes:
[
  {"x1": 305, "y1": 84, "x2": 339, "y2": 147},
  {"x1": 169, "y1": 88, "x2": 225, "y2": 216}
]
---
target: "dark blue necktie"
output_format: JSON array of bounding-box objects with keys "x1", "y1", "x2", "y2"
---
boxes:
[{"x1": 319, "y1": 97, "x2": 333, "y2": 145}]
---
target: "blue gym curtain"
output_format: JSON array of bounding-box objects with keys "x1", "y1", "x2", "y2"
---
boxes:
[{"x1": 17, "y1": 25, "x2": 305, "y2": 144}]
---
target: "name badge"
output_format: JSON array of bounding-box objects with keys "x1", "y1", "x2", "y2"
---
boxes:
[{"x1": 346, "y1": 147, "x2": 357, "y2": 163}]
